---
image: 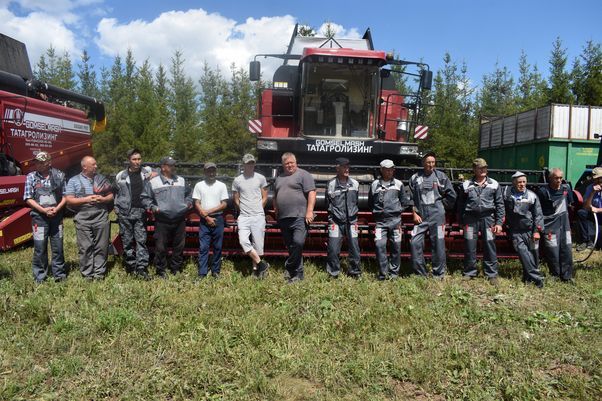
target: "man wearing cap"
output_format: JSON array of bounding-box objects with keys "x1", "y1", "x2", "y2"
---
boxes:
[
  {"x1": 576, "y1": 166, "x2": 602, "y2": 251},
  {"x1": 503, "y1": 171, "x2": 545, "y2": 288},
  {"x1": 273, "y1": 152, "x2": 316, "y2": 283},
  {"x1": 232, "y1": 154, "x2": 270, "y2": 278},
  {"x1": 142, "y1": 156, "x2": 192, "y2": 277},
  {"x1": 458, "y1": 158, "x2": 504, "y2": 285},
  {"x1": 113, "y1": 149, "x2": 155, "y2": 280},
  {"x1": 65, "y1": 156, "x2": 113, "y2": 280},
  {"x1": 193, "y1": 162, "x2": 229, "y2": 279},
  {"x1": 408, "y1": 151, "x2": 456, "y2": 279},
  {"x1": 325, "y1": 157, "x2": 361, "y2": 279},
  {"x1": 369, "y1": 159, "x2": 408, "y2": 280},
  {"x1": 536, "y1": 168, "x2": 574, "y2": 282},
  {"x1": 23, "y1": 152, "x2": 67, "y2": 283}
]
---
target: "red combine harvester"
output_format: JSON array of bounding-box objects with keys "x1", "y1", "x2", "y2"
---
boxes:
[
  {"x1": 115, "y1": 25, "x2": 545, "y2": 260},
  {"x1": 0, "y1": 33, "x2": 106, "y2": 250}
]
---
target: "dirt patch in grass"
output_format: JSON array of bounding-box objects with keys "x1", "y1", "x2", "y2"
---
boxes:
[
  {"x1": 547, "y1": 361, "x2": 591, "y2": 380},
  {"x1": 390, "y1": 379, "x2": 445, "y2": 401},
  {"x1": 274, "y1": 376, "x2": 323, "y2": 401}
]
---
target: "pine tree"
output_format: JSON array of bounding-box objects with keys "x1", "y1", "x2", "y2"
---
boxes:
[
  {"x1": 479, "y1": 62, "x2": 515, "y2": 116},
  {"x1": 547, "y1": 37, "x2": 573, "y2": 104},
  {"x1": 169, "y1": 51, "x2": 201, "y2": 162},
  {"x1": 77, "y1": 50, "x2": 99, "y2": 98},
  {"x1": 515, "y1": 51, "x2": 548, "y2": 111},
  {"x1": 571, "y1": 40, "x2": 602, "y2": 106}
]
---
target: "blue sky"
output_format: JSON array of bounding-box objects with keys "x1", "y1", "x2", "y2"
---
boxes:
[{"x1": 1, "y1": 0, "x2": 600, "y2": 88}]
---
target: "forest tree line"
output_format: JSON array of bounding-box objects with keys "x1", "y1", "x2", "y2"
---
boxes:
[{"x1": 33, "y1": 36, "x2": 602, "y2": 171}]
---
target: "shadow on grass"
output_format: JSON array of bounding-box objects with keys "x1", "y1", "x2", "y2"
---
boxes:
[{"x1": 0, "y1": 267, "x2": 13, "y2": 280}]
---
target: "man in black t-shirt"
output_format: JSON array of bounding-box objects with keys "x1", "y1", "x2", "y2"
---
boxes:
[{"x1": 114, "y1": 149, "x2": 155, "y2": 280}]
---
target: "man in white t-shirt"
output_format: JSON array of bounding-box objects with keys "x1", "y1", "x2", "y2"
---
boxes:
[
  {"x1": 232, "y1": 154, "x2": 270, "y2": 277},
  {"x1": 193, "y1": 162, "x2": 229, "y2": 279}
]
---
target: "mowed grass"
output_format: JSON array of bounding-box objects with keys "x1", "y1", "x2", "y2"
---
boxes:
[{"x1": 0, "y1": 218, "x2": 601, "y2": 400}]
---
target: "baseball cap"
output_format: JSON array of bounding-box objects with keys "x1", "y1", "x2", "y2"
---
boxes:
[
  {"x1": 34, "y1": 151, "x2": 51, "y2": 162},
  {"x1": 593, "y1": 167, "x2": 602, "y2": 179},
  {"x1": 512, "y1": 171, "x2": 526, "y2": 179},
  {"x1": 380, "y1": 159, "x2": 395, "y2": 168},
  {"x1": 472, "y1": 158, "x2": 488, "y2": 168},
  {"x1": 204, "y1": 162, "x2": 217, "y2": 170},
  {"x1": 422, "y1": 151, "x2": 436, "y2": 159},
  {"x1": 242, "y1": 154, "x2": 256, "y2": 164},
  {"x1": 160, "y1": 156, "x2": 176, "y2": 166},
  {"x1": 335, "y1": 157, "x2": 350, "y2": 166}
]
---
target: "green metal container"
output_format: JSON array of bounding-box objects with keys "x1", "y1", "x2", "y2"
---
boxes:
[
  {"x1": 479, "y1": 139, "x2": 599, "y2": 184},
  {"x1": 479, "y1": 104, "x2": 602, "y2": 184}
]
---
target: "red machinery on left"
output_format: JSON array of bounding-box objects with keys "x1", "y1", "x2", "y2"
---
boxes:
[{"x1": 0, "y1": 33, "x2": 106, "y2": 250}]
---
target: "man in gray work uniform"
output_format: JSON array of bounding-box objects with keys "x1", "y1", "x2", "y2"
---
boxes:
[
  {"x1": 114, "y1": 148, "x2": 154, "y2": 280},
  {"x1": 326, "y1": 157, "x2": 361, "y2": 279},
  {"x1": 458, "y1": 158, "x2": 505, "y2": 285},
  {"x1": 23, "y1": 151, "x2": 67, "y2": 283},
  {"x1": 409, "y1": 151, "x2": 456, "y2": 279},
  {"x1": 273, "y1": 152, "x2": 316, "y2": 283},
  {"x1": 503, "y1": 171, "x2": 545, "y2": 288},
  {"x1": 65, "y1": 156, "x2": 114, "y2": 280},
  {"x1": 369, "y1": 159, "x2": 408, "y2": 280}
]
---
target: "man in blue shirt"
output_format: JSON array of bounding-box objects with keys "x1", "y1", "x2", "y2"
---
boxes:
[{"x1": 576, "y1": 166, "x2": 602, "y2": 251}]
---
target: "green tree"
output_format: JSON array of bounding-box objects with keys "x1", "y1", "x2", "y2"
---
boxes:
[
  {"x1": 77, "y1": 50, "x2": 99, "y2": 98},
  {"x1": 547, "y1": 37, "x2": 573, "y2": 104},
  {"x1": 571, "y1": 40, "x2": 602, "y2": 106},
  {"x1": 479, "y1": 62, "x2": 515, "y2": 117},
  {"x1": 515, "y1": 50, "x2": 548, "y2": 111},
  {"x1": 169, "y1": 51, "x2": 201, "y2": 162},
  {"x1": 422, "y1": 53, "x2": 478, "y2": 167}
]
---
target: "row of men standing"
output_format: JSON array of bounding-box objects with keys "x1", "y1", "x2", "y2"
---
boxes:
[{"x1": 24, "y1": 149, "x2": 576, "y2": 285}]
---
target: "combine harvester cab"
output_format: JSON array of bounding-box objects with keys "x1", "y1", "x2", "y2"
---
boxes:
[{"x1": 0, "y1": 33, "x2": 106, "y2": 250}]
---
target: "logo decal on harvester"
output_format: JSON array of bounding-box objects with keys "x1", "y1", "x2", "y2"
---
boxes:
[
  {"x1": 306, "y1": 139, "x2": 374, "y2": 154},
  {"x1": 4, "y1": 107, "x2": 25, "y2": 126}
]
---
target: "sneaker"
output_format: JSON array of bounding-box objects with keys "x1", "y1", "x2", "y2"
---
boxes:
[
  {"x1": 257, "y1": 260, "x2": 270, "y2": 279},
  {"x1": 586, "y1": 242, "x2": 595, "y2": 250},
  {"x1": 195, "y1": 274, "x2": 207, "y2": 282},
  {"x1": 576, "y1": 243, "x2": 587, "y2": 252},
  {"x1": 156, "y1": 270, "x2": 167, "y2": 279},
  {"x1": 211, "y1": 272, "x2": 220, "y2": 279},
  {"x1": 287, "y1": 276, "x2": 302, "y2": 284},
  {"x1": 488, "y1": 277, "x2": 500, "y2": 287},
  {"x1": 347, "y1": 273, "x2": 361, "y2": 280},
  {"x1": 462, "y1": 275, "x2": 474, "y2": 281}
]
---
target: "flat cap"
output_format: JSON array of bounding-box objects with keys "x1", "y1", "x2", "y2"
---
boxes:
[
  {"x1": 512, "y1": 171, "x2": 526, "y2": 179},
  {"x1": 380, "y1": 159, "x2": 395, "y2": 168},
  {"x1": 472, "y1": 158, "x2": 488, "y2": 168},
  {"x1": 160, "y1": 156, "x2": 176, "y2": 166},
  {"x1": 204, "y1": 162, "x2": 217, "y2": 170},
  {"x1": 593, "y1": 166, "x2": 602, "y2": 179},
  {"x1": 335, "y1": 157, "x2": 350, "y2": 166}
]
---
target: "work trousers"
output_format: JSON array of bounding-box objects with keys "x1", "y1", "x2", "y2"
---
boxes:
[
  {"x1": 374, "y1": 217, "x2": 402, "y2": 280},
  {"x1": 154, "y1": 219, "x2": 186, "y2": 274},
  {"x1": 31, "y1": 213, "x2": 65, "y2": 282},
  {"x1": 542, "y1": 215, "x2": 573, "y2": 280},
  {"x1": 279, "y1": 217, "x2": 307, "y2": 280},
  {"x1": 118, "y1": 208, "x2": 149, "y2": 273},
  {"x1": 198, "y1": 215, "x2": 225, "y2": 276},
  {"x1": 511, "y1": 231, "x2": 544, "y2": 286},
  {"x1": 74, "y1": 208, "x2": 110, "y2": 279},
  {"x1": 410, "y1": 210, "x2": 446, "y2": 277},
  {"x1": 326, "y1": 220, "x2": 361, "y2": 277},
  {"x1": 463, "y1": 214, "x2": 498, "y2": 279}
]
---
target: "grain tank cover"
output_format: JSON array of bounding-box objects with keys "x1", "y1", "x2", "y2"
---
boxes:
[{"x1": 0, "y1": 33, "x2": 33, "y2": 79}]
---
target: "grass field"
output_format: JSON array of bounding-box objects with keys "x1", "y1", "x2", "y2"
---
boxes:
[{"x1": 0, "y1": 218, "x2": 601, "y2": 400}]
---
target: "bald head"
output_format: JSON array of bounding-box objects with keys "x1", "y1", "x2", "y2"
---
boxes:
[{"x1": 81, "y1": 156, "x2": 97, "y2": 177}]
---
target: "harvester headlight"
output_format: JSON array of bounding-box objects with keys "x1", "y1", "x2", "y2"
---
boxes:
[{"x1": 257, "y1": 140, "x2": 278, "y2": 151}]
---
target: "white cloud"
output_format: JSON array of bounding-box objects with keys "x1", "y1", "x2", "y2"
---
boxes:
[
  {"x1": 95, "y1": 9, "x2": 362, "y2": 81},
  {"x1": 0, "y1": 8, "x2": 80, "y2": 64}
]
